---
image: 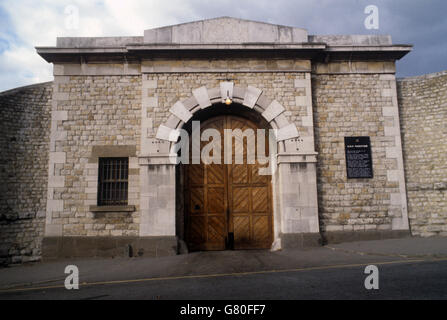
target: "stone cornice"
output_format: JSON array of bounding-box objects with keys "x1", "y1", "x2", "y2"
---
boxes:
[{"x1": 36, "y1": 43, "x2": 411, "y2": 64}]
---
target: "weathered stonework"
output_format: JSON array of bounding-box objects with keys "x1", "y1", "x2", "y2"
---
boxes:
[
  {"x1": 147, "y1": 72, "x2": 306, "y2": 137},
  {"x1": 0, "y1": 82, "x2": 52, "y2": 265},
  {"x1": 2, "y1": 17, "x2": 446, "y2": 264},
  {"x1": 312, "y1": 73, "x2": 409, "y2": 237},
  {"x1": 398, "y1": 71, "x2": 447, "y2": 237},
  {"x1": 44, "y1": 75, "x2": 142, "y2": 239}
]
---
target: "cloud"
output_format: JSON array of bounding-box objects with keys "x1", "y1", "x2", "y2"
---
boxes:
[
  {"x1": 0, "y1": 0, "x2": 202, "y2": 91},
  {"x1": 0, "y1": 44, "x2": 53, "y2": 89},
  {"x1": 0, "y1": 0, "x2": 446, "y2": 91}
]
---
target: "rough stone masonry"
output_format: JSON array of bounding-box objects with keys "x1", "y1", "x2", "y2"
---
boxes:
[
  {"x1": 398, "y1": 71, "x2": 447, "y2": 237},
  {"x1": 0, "y1": 17, "x2": 446, "y2": 265}
]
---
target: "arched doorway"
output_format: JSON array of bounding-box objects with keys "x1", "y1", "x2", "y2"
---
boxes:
[
  {"x1": 183, "y1": 112, "x2": 274, "y2": 251},
  {"x1": 151, "y1": 83, "x2": 319, "y2": 252}
]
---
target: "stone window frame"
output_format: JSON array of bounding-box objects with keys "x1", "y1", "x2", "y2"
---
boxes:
[
  {"x1": 89, "y1": 145, "x2": 137, "y2": 213},
  {"x1": 97, "y1": 157, "x2": 129, "y2": 206}
]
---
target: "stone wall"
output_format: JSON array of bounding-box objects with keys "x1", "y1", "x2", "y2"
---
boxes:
[
  {"x1": 145, "y1": 72, "x2": 305, "y2": 136},
  {"x1": 1, "y1": 65, "x2": 446, "y2": 265},
  {"x1": 398, "y1": 71, "x2": 447, "y2": 236},
  {"x1": 45, "y1": 75, "x2": 142, "y2": 238},
  {"x1": 0, "y1": 82, "x2": 52, "y2": 265},
  {"x1": 312, "y1": 73, "x2": 409, "y2": 236}
]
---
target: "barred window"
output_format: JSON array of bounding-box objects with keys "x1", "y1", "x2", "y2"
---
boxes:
[{"x1": 97, "y1": 158, "x2": 129, "y2": 206}]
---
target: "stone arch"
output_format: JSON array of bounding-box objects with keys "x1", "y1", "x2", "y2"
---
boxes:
[{"x1": 155, "y1": 82, "x2": 300, "y2": 153}]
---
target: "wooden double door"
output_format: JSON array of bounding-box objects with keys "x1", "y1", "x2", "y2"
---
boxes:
[{"x1": 185, "y1": 115, "x2": 273, "y2": 251}]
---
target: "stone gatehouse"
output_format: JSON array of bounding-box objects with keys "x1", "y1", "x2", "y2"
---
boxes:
[{"x1": 1, "y1": 17, "x2": 446, "y2": 264}]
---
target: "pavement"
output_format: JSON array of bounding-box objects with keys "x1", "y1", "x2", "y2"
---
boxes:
[{"x1": 0, "y1": 236, "x2": 446, "y2": 299}]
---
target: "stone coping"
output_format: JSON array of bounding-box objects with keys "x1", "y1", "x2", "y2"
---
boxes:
[
  {"x1": 397, "y1": 69, "x2": 447, "y2": 81},
  {"x1": 0, "y1": 81, "x2": 52, "y2": 96}
]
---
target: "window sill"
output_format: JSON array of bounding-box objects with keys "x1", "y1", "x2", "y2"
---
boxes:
[{"x1": 89, "y1": 205, "x2": 136, "y2": 213}]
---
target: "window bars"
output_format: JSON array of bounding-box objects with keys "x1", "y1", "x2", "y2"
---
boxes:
[{"x1": 97, "y1": 157, "x2": 129, "y2": 206}]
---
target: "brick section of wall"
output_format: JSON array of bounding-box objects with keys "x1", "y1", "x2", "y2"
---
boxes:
[
  {"x1": 51, "y1": 76, "x2": 142, "y2": 237},
  {"x1": 312, "y1": 74, "x2": 406, "y2": 233},
  {"x1": 0, "y1": 82, "x2": 52, "y2": 265},
  {"x1": 398, "y1": 71, "x2": 447, "y2": 236}
]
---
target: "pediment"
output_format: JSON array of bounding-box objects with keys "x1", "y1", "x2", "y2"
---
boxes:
[{"x1": 144, "y1": 17, "x2": 308, "y2": 44}]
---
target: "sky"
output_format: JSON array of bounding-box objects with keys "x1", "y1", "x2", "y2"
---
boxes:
[{"x1": 0, "y1": 0, "x2": 446, "y2": 92}]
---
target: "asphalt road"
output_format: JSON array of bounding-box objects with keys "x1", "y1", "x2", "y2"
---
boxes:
[{"x1": 1, "y1": 259, "x2": 446, "y2": 300}]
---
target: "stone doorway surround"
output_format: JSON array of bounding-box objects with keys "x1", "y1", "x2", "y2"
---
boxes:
[{"x1": 139, "y1": 80, "x2": 321, "y2": 250}]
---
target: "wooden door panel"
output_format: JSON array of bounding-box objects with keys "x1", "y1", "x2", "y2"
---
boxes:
[
  {"x1": 232, "y1": 187, "x2": 249, "y2": 213},
  {"x1": 189, "y1": 165, "x2": 204, "y2": 185},
  {"x1": 189, "y1": 187, "x2": 204, "y2": 214},
  {"x1": 206, "y1": 164, "x2": 224, "y2": 185},
  {"x1": 251, "y1": 187, "x2": 268, "y2": 213},
  {"x1": 185, "y1": 115, "x2": 273, "y2": 251},
  {"x1": 251, "y1": 165, "x2": 269, "y2": 184},
  {"x1": 233, "y1": 216, "x2": 250, "y2": 244},
  {"x1": 188, "y1": 216, "x2": 206, "y2": 242},
  {"x1": 231, "y1": 164, "x2": 248, "y2": 184},
  {"x1": 253, "y1": 216, "x2": 270, "y2": 243},
  {"x1": 208, "y1": 216, "x2": 226, "y2": 243},
  {"x1": 207, "y1": 187, "x2": 225, "y2": 213}
]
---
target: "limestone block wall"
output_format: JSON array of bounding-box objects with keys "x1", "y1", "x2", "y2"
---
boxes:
[
  {"x1": 0, "y1": 82, "x2": 52, "y2": 265},
  {"x1": 45, "y1": 75, "x2": 142, "y2": 238},
  {"x1": 312, "y1": 72, "x2": 408, "y2": 234},
  {"x1": 397, "y1": 71, "x2": 447, "y2": 236},
  {"x1": 144, "y1": 72, "x2": 306, "y2": 138},
  {"x1": 1, "y1": 63, "x2": 446, "y2": 265}
]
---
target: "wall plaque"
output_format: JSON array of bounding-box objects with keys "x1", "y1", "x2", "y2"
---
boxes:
[{"x1": 344, "y1": 136, "x2": 373, "y2": 179}]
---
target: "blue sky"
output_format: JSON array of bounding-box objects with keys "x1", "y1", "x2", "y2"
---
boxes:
[{"x1": 0, "y1": 0, "x2": 446, "y2": 91}]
